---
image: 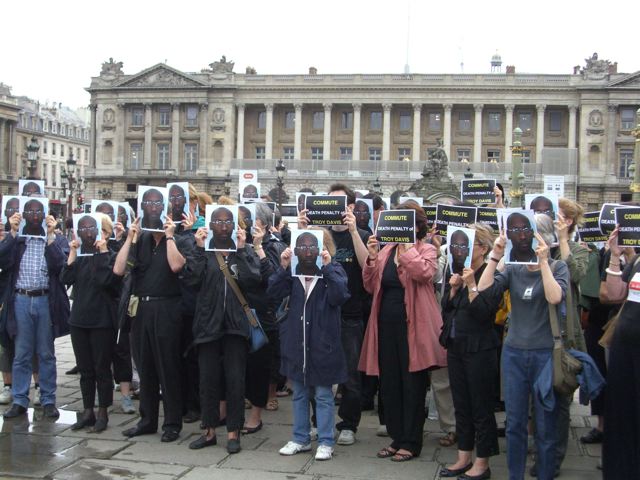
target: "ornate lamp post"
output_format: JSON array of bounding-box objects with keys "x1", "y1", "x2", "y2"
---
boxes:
[
  {"x1": 26, "y1": 136, "x2": 40, "y2": 179},
  {"x1": 630, "y1": 108, "x2": 640, "y2": 202},
  {"x1": 372, "y1": 177, "x2": 382, "y2": 195},
  {"x1": 60, "y1": 151, "x2": 77, "y2": 219},
  {"x1": 510, "y1": 127, "x2": 525, "y2": 208},
  {"x1": 461, "y1": 157, "x2": 474, "y2": 178},
  {"x1": 275, "y1": 159, "x2": 287, "y2": 208}
]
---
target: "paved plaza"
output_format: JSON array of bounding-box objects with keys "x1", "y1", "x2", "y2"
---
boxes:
[{"x1": 0, "y1": 336, "x2": 603, "y2": 480}]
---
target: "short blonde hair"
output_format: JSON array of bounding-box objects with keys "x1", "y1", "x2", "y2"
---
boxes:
[
  {"x1": 95, "y1": 213, "x2": 113, "y2": 237},
  {"x1": 559, "y1": 198, "x2": 584, "y2": 234},
  {"x1": 308, "y1": 226, "x2": 336, "y2": 257},
  {"x1": 471, "y1": 223, "x2": 495, "y2": 259}
]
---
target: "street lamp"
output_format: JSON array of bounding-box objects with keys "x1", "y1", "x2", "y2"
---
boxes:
[
  {"x1": 26, "y1": 136, "x2": 40, "y2": 179},
  {"x1": 630, "y1": 107, "x2": 640, "y2": 202},
  {"x1": 372, "y1": 177, "x2": 382, "y2": 195},
  {"x1": 275, "y1": 159, "x2": 287, "y2": 208},
  {"x1": 61, "y1": 151, "x2": 79, "y2": 219},
  {"x1": 461, "y1": 157, "x2": 473, "y2": 178},
  {"x1": 510, "y1": 127, "x2": 525, "y2": 208}
]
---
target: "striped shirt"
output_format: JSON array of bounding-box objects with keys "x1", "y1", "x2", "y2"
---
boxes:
[{"x1": 16, "y1": 237, "x2": 49, "y2": 290}]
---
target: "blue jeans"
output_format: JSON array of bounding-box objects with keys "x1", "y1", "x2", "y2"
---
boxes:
[
  {"x1": 12, "y1": 294, "x2": 56, "y2": 408},
  {"x1": 502, "y1": 345, "x2": 557, "y2": 480},
  {"x1": 291, "y1": 380, "x2": 335, "y2": 447}
]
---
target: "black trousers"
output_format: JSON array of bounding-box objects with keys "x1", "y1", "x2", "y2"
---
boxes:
[
  {"x1": 337, "y1": 316, "x2": 363, "y2": 432},
  {"x1": 112, "y1": 315, "x2": 133, "y2": 384},
  {"x1": 378, "y1": 319, "x2": 429, "y2": 456},
  {"x1": 134, "y1": 299, "x2": 183, "y2": 433},
  {"x1": 246, "y1": 335, "x2": 275, "y2": 409},
  {"x1": 603, "y1": 333, "x2": 640, "y2": 479},
  {"x1": 583, "y1": 306, "x2": 608, "y2": 416},
  {"x1": 447, "y1": 345, "x2": 499, "y2": 458},
  {"x1": 180, "y1": 314, "x2": 200, "y2": 414},
  {"x1": 199, "y1": 334, "x2": 247, "y2": 432},
  {"x1": 70, "y1": 326, "x2": 116, "y2": 409}
]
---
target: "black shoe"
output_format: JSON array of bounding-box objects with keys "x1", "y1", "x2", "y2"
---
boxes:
[
  {"x1": 183, "y1": 410, "x2": 200, "y2": 424},
  {"x1": 3, "y1": 404, "x2": 27, "y2": 419},
  {"x1": 227, "y1": 437, "x2": 241, "y2": 454},
  {"x1": 189, "y1": 434, "x2": 217, "y2": 450},
  {"x1": 241, "y1": 421, "x2": 263, "y2": 435},
  {"x1": 439, "y1": 463, "x2": 472, "y2": 478},
  {"x1": 122, "y1": 425, "x2": 156, "y2": 438},
  {"x1": 496, "y1": 426, "x2": 506, "y2": 437},
  {"x1": 459, "y1": 468, "x2": 491, "y2": 480},
  {"x1": 90, "y1": 415, "x2": 108, "y2": 433},
  {"x1": 71, "y1": 411, "x2": 96, "y2": 430},
  {"x1": 66, "y1": 365, "x2": 79, "y2": 375},
  {"x1": 161, "y1": 430, "x2": 180, "y2": 442},
  {"x1": 580, "y1": 428, "x2": 603, "y2": 444},
  {"x1": 43, "y1": 404, "x2": 60, "y2": 418},
  {"x1": 529, "y1": 463, "x2": 560, "y2": 478}
]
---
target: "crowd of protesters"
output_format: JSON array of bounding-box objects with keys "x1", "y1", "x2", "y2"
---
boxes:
[{"x1": 0, "y1": 179, "x2": 638, "y2": 480}]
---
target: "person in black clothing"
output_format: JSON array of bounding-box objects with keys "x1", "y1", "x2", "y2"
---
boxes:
[
  {"x1": 450, "y1": 229, "x2": 471, "y2": 275},
  {"x1": 3, "y1": 197, "x2": 20, "y2": 232},
  {"x1": 95, "y1": 202, "x2": 116, "y2": 222},
  {"x1": 21, "y1": 181, "x2": 42, "y2": 197},
  {"x1": 114, "y1": 215, "x2": 189, "y2": 443},
  {"x1": 208, "y1": 207, "x2": 237, "y2": 251},
  {"x1": 77, "y1": 215, "x2": 99, "y2": 255},
  {"x1": 354, "y1": 200, "x2": 372, "y2": 233},
  {"x1": 61, "y1": 214, "x2": 121, "y2": 432},
  {"x1": 21, "y1": 199, "x2": 46, "y2": 237},
  {"x1": 602, "y1": 228, "x2": 640, "y2": 479},
  {"x1": 293, "y1": 232, "x2": 322, "y2": 276},
  {"x1": 440, "y1": 224, "x2": 500, "y2": 480},
  {"x1": 117, "y1": 204, "x2": 130, "y2": 230},
  {"x1": 183, "y1": 220, "x2": 262, "y2": 454},
  {"x1": 140, "y1": 188, "x2": 166, "y2": 230}
]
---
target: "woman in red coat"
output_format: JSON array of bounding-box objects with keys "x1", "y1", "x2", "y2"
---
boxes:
[{"x1": 359, "y1": 202, "x2": 447, "y2": 461}]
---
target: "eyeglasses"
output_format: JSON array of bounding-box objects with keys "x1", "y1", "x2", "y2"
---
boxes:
[
  {"x1": 142, "y1": 201, "x2": 164, "y2": 208},
  {"x1": 169, "y1": 195, "x2": 185, "y2": 201},
  {"x1": 535, "y1": 209, "x2": 554, "y2": 217},
  {"x1": 353, "y1": 211, "x2": 369, "y2": 216},
  {"x1": 24, "y1": 210, "x2": 44, "y2": 215},
  {"x1": 77, "y1": 227, "x2": 98, "y2": 233},
  {"x1": 296, "y1": 246, "x2": 319, "y2": 253},
  {"x1": 211, "y1": 220, "x2": 234, "y2": 226},
  {"x1": 450, "y1": 243, "x2": 469, "y2": 251},
  {"x1": 507, "y1": 227, "x2": 533, "y2": 234}
]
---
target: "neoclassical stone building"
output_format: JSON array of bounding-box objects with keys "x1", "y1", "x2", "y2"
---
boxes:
[{"x1": 86, "y1": 55, "x2": 640, "y2": 209}]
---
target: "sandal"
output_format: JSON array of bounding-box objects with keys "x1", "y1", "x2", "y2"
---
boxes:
[
  {"x1": 376, "y1": 446, "x2": 397, "y2": 458},
  {"x1": 391, "y1": 451, "x2": 414, "y2": 462},
  {"x1": 439, "y1": 432, "x2": 457, "y2": 447},
  {"x1": 265, "y1": 398, "x2": 279, "y2": 411},
  {"x1": 276, "y1": 387, "x2": 292, "y2": 397}
]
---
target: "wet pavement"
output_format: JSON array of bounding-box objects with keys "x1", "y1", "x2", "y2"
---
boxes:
[{"x1": 0, "y1": 336, "x2": 603, "y2": 479}]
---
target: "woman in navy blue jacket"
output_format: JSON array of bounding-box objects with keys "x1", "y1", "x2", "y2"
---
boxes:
[{"x1": 268, "y1": 228, "x2": 350, "y2": 461}]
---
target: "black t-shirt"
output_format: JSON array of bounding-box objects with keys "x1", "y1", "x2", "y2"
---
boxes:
[
  {"x1": 330, "y1": 227, "x2": 370, "y2": 320},
  {"x1": 379, "y1": 248, "x2": 406, "y2": 323},
  {"x1": 617, "y1": 255, "x2": 640, "y2": 345},
  {"x1": 133, "y1": 232, "x2": 188, "y2": 297}
]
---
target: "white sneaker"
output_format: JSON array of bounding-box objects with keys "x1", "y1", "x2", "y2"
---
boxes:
[
  {"x1": 0, "y1": 386, "x2": 12, "y2": 405},
  {"x1": 279, "y1": 441, "x2": 312, "y2": 456},
  {"x1": 315, "y1": 444, "x2": 333, "y2": 461},
  {"x1": 309, "y1": 427, "x2": 318, "y2": 441},
  {"x1": 33, "y1": 387, "x2": 41, "y2": 406},
  {"x1": 337, "y1": 429, "x2": 355, "y2": 445},
  {"x1": 376, "y1": 425, "x2": 389, "y2": 437}
]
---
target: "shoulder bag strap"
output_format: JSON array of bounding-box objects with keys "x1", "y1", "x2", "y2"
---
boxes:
[
  {"x1": 548, "y1": 260, "x2": 562, "y2": 342},
  {"x1": 215, "y1": 253, "x2": 258, "y2": 328}
]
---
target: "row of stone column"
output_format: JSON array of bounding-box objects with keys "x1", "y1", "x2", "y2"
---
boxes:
[
  {"x1": 236, "y1": 103, "x2": 580, "y2": 163},
  {"x1": 0, "y1": 118, "x2": 17, "y2": 175}
]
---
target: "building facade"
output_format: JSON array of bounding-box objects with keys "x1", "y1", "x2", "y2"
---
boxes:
[{"x1": 86, "y1": 55, "x2": 640, "y2": 210}]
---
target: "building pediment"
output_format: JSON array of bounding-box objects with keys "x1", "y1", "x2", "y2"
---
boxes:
[
  {"x1": 115, "y1": 64, "x2": 208, "y2": 89},
  {"x1": 608, "y1": 71, "x2": 640, "y2": 88}
]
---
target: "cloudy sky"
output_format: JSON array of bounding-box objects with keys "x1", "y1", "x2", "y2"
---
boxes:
[{"x1": 2, "y1": 0, "x2": 637, "y2": 108}]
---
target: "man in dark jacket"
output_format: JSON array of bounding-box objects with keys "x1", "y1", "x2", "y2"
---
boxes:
[{"x1": 1, "y1": 211, "x2": 70, "y2": 419}]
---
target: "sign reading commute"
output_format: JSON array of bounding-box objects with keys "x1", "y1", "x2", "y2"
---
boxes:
[
  {"x1": 435, "y1": 204, "x2": 477, "y2": 237},
  {"x1": 578, "y1": 211, "x2": 609, "y2": 246},
  {"x1": 423, "y1": 205, "x2": 437, "y2": 227},
  {"x1": 477, "y1": 207, "x2": 499, "y2": 233},
  {"x1": 375, "y1": 209, "x2": 416, "y2": 244},
  {"x1": 615, "y1": 207, "x2": 640, "y2": 247},
  {"x1": 598, "y1": 203, "x2": 622, "y2": 236},
  {"x1": 460, "y1": 179, "x2": 496, "y2": 205},
  {"x1": 305, "y1": 195, "x2": 347, "y2": 226}
]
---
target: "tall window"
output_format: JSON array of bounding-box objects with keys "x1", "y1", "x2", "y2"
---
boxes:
[
  {"x1": 257, "y1": 111, "x2": 266, "y2": 129},
  {"x1": 283, "y1": 147, "x2": 294, "y2": 160},
  {"x1": 255, "y1": 146, "x2": 265, "y2": 159},
  {"x1": 398, "y1": 147, "x2": 411, "y2": 161},
  {"x1": 131, "y1": 107, "x2": 144, "y2": 126},
  {"x1": 518, "y1": 112, "x2": 532, "y2": 131},
  {"x1": 369, "y1": 147, "x2": 381, "y2": 161},
  {"x1": 43, "y1": 163, "x2": 48, "y2": 185},
  {"x1": 159, "y1": 106, "x2": 171, "y2": 127},
  {"x1": 341, "y1": 111, "x2": 353, "y2": 130},
  {"x1": 456, "y1": 148, "x2": 471, "y2": 161},
  {"x1": 488, "y1": 112, "x2": 501, "y2": 133},
  {"x1": 52, "y1": 143, "x2": 57, "y2": 156},
  {"x1": 157, "y1": 143, "x2": 170, "y2": 169},
  {"x1": 621, "y1": 108, "x2": 636, "y2": 130},
  {"x1": 339, "y1": 147, "x2": 352, "y2": 160},
  {"x1": 549, "y1": 111, "x2": 562, "y2": 132},
  {"x1": 130, "y1": 143, "x2": 142, "y2": 169},
  {"x1": 311, "y1": 147, "x2": 323, "y2": 160},
  {"x1": 61, "y1": 125, "x2": 66, "y2": 136},
  {"x1": 619, "y1": 149, "x2": 634, "y2": 177},
  {"x1": 399, "y1": 111, "x2": 411, "y2": 132},
  {"x1": 458, "y1": 111, "x2": 471, "y2": 131},
  {"x1": 487, "y1": 149, "x2": 501, "y2": 162},
  {"x1": 522, "y1": 150, "x2": 532, "y2": 163},
  {"x1": 43, "y1": 141, "x2": 48, "y2": 154},
  {"x1": 52, "y1": 165, "x2": 57, "y2": 187},
  {"x1": 428, "y1": 112, "x2": 441, "y2": 131},
  {"x1": 312, "y1": 111, "x2": 324, "y2": 129},
  {"x1": 284, "y1": 111, "x2": 295, "y2": 129},
  {"x1": 43, "y1": 121, "x2": 49, "y2": 132},
  {"x1": 369, "y1": 111, "x2": 382, "y2": 130},
  {"x1": 52, "y1": 123, "x2": 58, "y2": 134},
  {"x1": 184, "y1": 143, "x2": 198, "y2": 171},
  {"x1": 185, "y1": 106, "x2": 198, "y2": 127},
  {"x1": 61, "y1": 145, "x2": 65, "y2": 157}
]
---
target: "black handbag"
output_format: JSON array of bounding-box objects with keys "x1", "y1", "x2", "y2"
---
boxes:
[{"x1": 215, "y1": 253, "x2": 268, "y2": 353}]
